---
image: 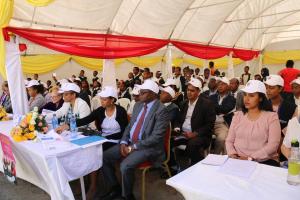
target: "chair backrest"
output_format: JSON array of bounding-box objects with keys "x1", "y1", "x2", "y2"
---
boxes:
[
  {"x1": 91, "y1": 96, "x2": 101, "y2": 111},
  {"x1": 117, "y1": 98, "x2": 131, "y2": 111},
  {"x1": 164, "y1": 123, "x2": 172, "y2": 163}
]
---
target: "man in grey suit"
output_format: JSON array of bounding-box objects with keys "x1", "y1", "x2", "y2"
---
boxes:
[{"x1": 102, "y1": 80, "x2": 169, "y2": 200}]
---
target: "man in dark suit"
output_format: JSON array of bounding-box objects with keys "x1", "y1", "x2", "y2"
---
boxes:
[
  {"x1": 209, "y1": 77, "x2": 236, "y2": 154},
  {"x1": 102, "y1": 80, "x2": 169, "y2": 200},
  {"x1": 174, "y1": 78, "x2": 216, "y2": 165}
]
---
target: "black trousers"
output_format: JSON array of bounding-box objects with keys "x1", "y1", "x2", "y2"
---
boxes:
[{"x1": 172, "y1": 136, "x2": 210, "y2": 165}]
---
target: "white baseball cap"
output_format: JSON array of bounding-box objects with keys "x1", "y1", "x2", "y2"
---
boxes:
[
  {"x1": 163, "y1": 78, "x2": 176, "y2": 87},
  {"x1": 219, "y1": 77, "x2": 230, "y2": 85},
  {"x1": 24, "y1": 79, "x2": 29, "y2": 86},
  {"x1": 132, "y1": 84, "x2": 141, "y2": 96},
  {"x1": 241, "y1": 80, "x2": 266, "y2": 95},
  {"x1": 140, "y1": 79, "x2": 159, "y2": 94},
  {"x1": 97, "y1": 86, "x2": 118, "y2": 99},
  {"x1": 161, "y1": 86, "x2": 175, "y2": 98},
  {"x1": 59, "y1": 83, "x2": 80, "y2": 93},
  {"x1": 26, "y1": 80, "x2": 40, "y2": 88},
  {"x1": 264, "y1": 75, "x2": 284, "y2": 87},
  {"x1": 291, "y1": 77, "x2": 300, "y2": 85},
  {"x1": 188, "y1": 78, "x2": 202, "y2": 89}
]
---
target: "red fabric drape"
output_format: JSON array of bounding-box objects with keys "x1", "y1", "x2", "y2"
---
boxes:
[
  {"x1": 171, "y1": 41, "x2": 231, "y2": 60},
  {"x1": 6, "y1": 27, "x2": 169, "y2": 59},
  {"x1": 5, "y1": 27, "x2": 260, "y2": 61},
  {"x1": 232, "y1": 49, "x2": 260, "y2": 61}
]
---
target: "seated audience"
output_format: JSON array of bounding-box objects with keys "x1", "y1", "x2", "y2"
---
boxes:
[
  {"x1": 173, "y1": 67, "x2": 186, "y2": 93},
  {"x1": 226, "y1": 80, "x2": 281, "y2": 167},
  {"x1": 281, "y1": 116, "x2": 300, "y2": 159},
  {"x1": 261, "y1": 67, "x2": 269, "y2": 81},
  {"x1": 229, "y1": 78, "x2": 244, "y2": 111},
  {"x1": 26, "y1": 80, "x2": 46, "y2": 111},
  {"x1": 153, "y1": 71, "x2": 165, "y2": 85},
  {"x1": 288, "y1": 77, "x2": 300, "y2": 115},
  {"x1": 173, "y1": 78, "x2": 216, "y2": 165},
  {"x1": 127, "y1": 85, "x2": 141, "y2": 116},
  {"x1": 119, "y1": 80, "x2": 131, "y2": 100},
  {"x1": 240, "y1": 66, "x2": 251, "y2": 85},
  {"x1": 265, "y1": 75, "x2": 297, "y2": 135},
  {"x1": 202, "y1": 76, "x2": 217, "y2": 97},
  {"x1": 47, "y1": 83, "x2": 90, "y2": 121},
  {"x1": 210, "y1": 77, "x2": 236, "y2": 154},
  {"x1": 41, "y1": 86, "x2": 64, "y2": 112},
  {"x1": 0, "y1": 81, "x2": 12, "y2": 113},
  {"x1": 163, "y1": 78, "x2": 184, "y2": 107},
  {"x1": 92, "y1": 80, "x2": 101, "y2": 97},
  {"x1": 160, "y1": 86, "x2": 179, "y2": 126},
  {"x1": 102, "y1": 80, "x2": 168, "y2": 200},
  {"x1": 254, "y1": 74, "x2": 262, "y2": 81}
]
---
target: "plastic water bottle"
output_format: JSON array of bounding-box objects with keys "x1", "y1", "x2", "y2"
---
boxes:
[
  {"x1": 52, "y1": 114, "x2": 58, "y2": 130},
  {"x1": 70, "y1": 114, "x2": 77, "y2": 139},
  {"x1": 66, "y1": 107, "x2": 73, "y2": 124},
  {"x1": 287, "y1": 139, "x2": 300, "y2": 185},
  {"x1": 59, "y1": 115, "x2": 65, "y2": 126}
]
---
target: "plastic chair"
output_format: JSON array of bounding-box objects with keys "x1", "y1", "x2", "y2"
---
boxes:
[
  {"x1": 116, "y1": 98, "x2": 131, "y2": 111},
  {"x1": 137, "y1": 124, "x2": 171, "y2": 200},
  {"x1": 91, "y1": 96, "x2": 101, "y2": 111}
]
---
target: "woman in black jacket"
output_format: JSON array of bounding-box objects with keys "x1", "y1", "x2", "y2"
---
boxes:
[{"x1": 57, "y1": 86, "x2": 128, "y2": 199}]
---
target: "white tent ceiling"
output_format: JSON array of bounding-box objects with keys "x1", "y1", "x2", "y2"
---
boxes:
[{"x1": 10, "y1": 0, "x2": 300, "y2": 51}]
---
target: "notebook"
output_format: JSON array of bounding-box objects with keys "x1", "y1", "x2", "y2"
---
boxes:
[{"x1": 71, "y1": 135, "x2": 106, "y2": 148}]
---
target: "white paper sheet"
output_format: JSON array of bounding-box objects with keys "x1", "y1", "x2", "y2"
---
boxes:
[
  {"x1": 219, "y1": 158, "x2": 257, "y2": 179},
  {"x1": 201, "y1": 154, "x2": 228, "y2": 166}
]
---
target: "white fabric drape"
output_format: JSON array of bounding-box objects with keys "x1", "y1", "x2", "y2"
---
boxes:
[
  {"x1": 164, "y1": 46, "x2": 173, "y2": 79},
  {"x1": 102, "y1": 59, "x2": 117, "y2": 89},
  {"x1": 227, "y1": 52, "x2": 234, "y2": 79},
  {"x1": 5, "y1": 41, "x2": 29, "y2": 115},
  {"x1": 258, "y1": 53, "x2": 263, "y2": 75}
]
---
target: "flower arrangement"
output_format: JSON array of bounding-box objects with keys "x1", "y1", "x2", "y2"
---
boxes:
[
  {"x1": 0, "y1": 106, "x2": 9, "y2": 121},
  {"x1": 10, "y1": 107, "x2": 48, "y2": 142}
]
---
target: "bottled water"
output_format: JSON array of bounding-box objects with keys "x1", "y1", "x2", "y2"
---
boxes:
[
  {"x1": 52, "y1": 114, "x2": 58, "y2": 130},
  {"x1": 70, "y1": 114, "x2": 77, "y2": 139},
  {"x1": 287, "y1": 139, "x2": 300, "y2": 185}
]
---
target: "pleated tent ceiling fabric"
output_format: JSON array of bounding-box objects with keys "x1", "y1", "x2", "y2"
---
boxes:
[{"x1": 10, "y1": 0, "x2": 300, "y2": 51}]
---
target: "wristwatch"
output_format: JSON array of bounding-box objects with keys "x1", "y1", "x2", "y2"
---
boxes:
[{"x1": 128, "y1": 146, "x2": 133, "y2": 153}]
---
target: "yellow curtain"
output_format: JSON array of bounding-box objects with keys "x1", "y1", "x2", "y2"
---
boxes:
[
  {"x1": 72, "y1": 56, "x2": 125, "y2": 71},
  {"x1": 172, "y1": 58, "x2": 183, "y2": 66},
  {"x1": 127, "y1": 57, "x2": 162, "y2": 67},
  {"x1": 182, "y1": 57, "x2": 244, "y2": 68},
  {"x1": 263, "y1": 50, "x2": 300, "y2": 65},
  {"x1": 26, "y1": 0, "x2": 54, "y2": 6},
  {"x1": 0, "y1": 0, "x2": 14, "y2": 79},
  {"x1": 21, "y1": 54, "x2": 70, "y2": 74}
]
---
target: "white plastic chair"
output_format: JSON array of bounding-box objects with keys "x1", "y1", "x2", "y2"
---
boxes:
[
  {"x1": 90, "y1": 96, "x2": 101, "y2": 111},
  {"x1": 116, "y1": 98, "x2": 131, "y2": 111}
]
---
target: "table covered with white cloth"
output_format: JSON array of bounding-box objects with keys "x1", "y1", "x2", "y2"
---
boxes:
[
  {"x1": 0, "y1": 121, "x2": 104, "y2": 200},
  {"x1": 166, "y1": 157, "x2": 300, "y2": 200}
]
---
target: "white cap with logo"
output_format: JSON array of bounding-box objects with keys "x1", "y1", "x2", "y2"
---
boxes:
[
  {"x1": 59, "y1": 83, "x2": 81, "y2": 93},
  {"x1": 241, "y1": 80, "x2": 266, "y2": 95},
  {"x1": 97, "y1": 86, "x2": 118, "y2": 99},
  {"x1": 132, "y1": 84, "x2": 141, "y2": 96},
  {"x1": 264, "y1": 75, "x2": 284, "y2": 87},
  {"x1": 219, "y1": 77, "x2": 230, "y2": 85},
  {"x1": 161, "y1": 86, "x2": 175, "y2": 98},
  {"x1": 140, "y1": 79, "x2": 159, "y2": 94},
  {"x1": 26, "y1": 80, "x2": 40, "y2": 88},
  {"x1": 291, "y1": 77, "x2": 300, "y2": 85},
  {"x1": 188, "y1": 78, "x2": 202, "y2": 89},
  {"x1": 163, "y1": 78, "x2": 176, "y2": 87}
]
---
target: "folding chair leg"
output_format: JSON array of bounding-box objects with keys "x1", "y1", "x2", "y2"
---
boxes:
[{"x1": 141, "y1": 167, "x2": 150, "y2": 200}]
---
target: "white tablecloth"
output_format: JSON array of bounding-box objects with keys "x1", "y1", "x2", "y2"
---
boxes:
[
  {"x1": 0, "y1": 121, "x2": 104, "y2": 200},
  {"x1": 167, "y1": 160, "x2": 300, "y2": 200}
]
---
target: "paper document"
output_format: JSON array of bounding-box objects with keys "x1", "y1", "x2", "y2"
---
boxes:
[
  {"x1": 201, "y1": 154, "x2": 228, "y2": 166},
  {"x1": 219, "y1": 158, "x2": 257, "y2": 179}
]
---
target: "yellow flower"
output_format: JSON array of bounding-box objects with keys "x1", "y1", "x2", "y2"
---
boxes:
[
  {"x1": 25, "y1": 132, "x2": 36, "y2": 140},
  {"x1": 13, "y1": 135, "x2": 27, "y2": 142},
  {"x1": 29, "y1": 124, "x2": 35, "y2": 131}
]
